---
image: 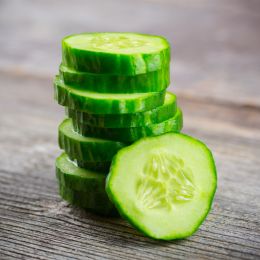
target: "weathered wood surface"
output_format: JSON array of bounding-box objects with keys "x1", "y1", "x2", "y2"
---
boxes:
[{"x1": 0, "y1": 0, "x2": 260, "y2": 259}]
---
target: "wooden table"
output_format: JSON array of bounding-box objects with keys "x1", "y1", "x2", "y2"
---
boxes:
[{"x1": 0, "y1": 0, "x2": 260, "y2": 259}]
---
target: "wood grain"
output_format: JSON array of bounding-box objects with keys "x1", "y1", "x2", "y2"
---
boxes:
[
  {"x1": 0, "y1": 72, "x2": 259, "y2": 259},
  {"x1": 0, "y1": 0, "x2": 260, "y2": 259}
]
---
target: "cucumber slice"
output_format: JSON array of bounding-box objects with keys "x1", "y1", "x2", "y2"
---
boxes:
[
  {"x1": 56, "y1": 153, "x2": 116, "y2": 216},
  {"x1": 62, "y1": 32, "x2": 170, "y2": 75},
  {"x1": 59, "y1": 64, "x2": 169, "y2": 93},
  {"x1": 67, "y1": 92, "x2": 177, "y2": 128},
  {"x1": 59, "y1": 118, "x2": 128, "y2": 163},
  {"x1": 106, "y1": 133, "x2": 217, "y2": 240},
  {"x1": 58, "y1": 183, "x2": 117, "y2": 216},
  {"x1": 72, "y1": 108, "x2": 183, "y2": 142},
  {"x1": 54, "y1": 76, "x2": 166, "y2": 114}
]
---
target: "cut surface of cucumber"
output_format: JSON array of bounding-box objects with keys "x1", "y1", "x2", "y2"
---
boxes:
[
  {"x1": 72, "y1": 108, "x2": 183, "y2": 142},
  {"x1": 59, "y1": 118, "x2": 128, "y2": 163},
  {"x1": 67, "y1": 92, "x2": 177, "y2": 128},
  {"x1": 54, "y1": 76, "x2": 165, "y2": 114},
  {"x1": 56, "y1": 153, "x2": 116, "y2": 216},
  {"x1": 59, "y1": 64, "x2": 169, "y2": 93},
  {"x1": 62, "y1": 32, "x2": 170, "y2": 75},
  {"x1": 106, "y1": 133, "x2": 217, "y2": 239}
]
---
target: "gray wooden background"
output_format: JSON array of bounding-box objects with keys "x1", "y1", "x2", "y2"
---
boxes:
[{"x1": 0, "y1": 0, "x2": 260, "y2": 259}]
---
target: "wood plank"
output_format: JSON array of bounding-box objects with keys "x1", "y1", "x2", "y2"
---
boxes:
[
  {"x1": 0, "y1": 73, "x2": 259, "y2": 259},
  {"x1": 0, "y1": 0, "x2": 260, "y2": 105}
]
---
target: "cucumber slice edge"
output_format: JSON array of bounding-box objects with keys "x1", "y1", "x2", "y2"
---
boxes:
[
  {"x1": 63, "y1": 32, "x2": 170, "y2": 54},
  {"x1": 106, "y1": 133, "x2": 217, "y2": 240}
]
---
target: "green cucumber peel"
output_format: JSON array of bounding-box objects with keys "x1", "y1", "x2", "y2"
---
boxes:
[
  {"x1": 67, "y1": 92, "x2": 177, "y2": 128},
  {"x1": 62, "y1": 32, "x2": 170, "y2": 75},
  {"x1": 106, "y1": 133, "x2": 217, "y2": 240}
]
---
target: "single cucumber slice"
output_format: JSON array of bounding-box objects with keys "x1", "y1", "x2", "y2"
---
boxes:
[
  {"x1": 59, "y1": 118, "x2": 128, "y2": 163},
  {"x1": 56, "y1": 153, "x2": 116, "y2": 216},
  {"x1": 106, "y1": 133, "x2": 217, "y2": 240},
  {"x1": 67, "y1": 92, "x2": 177, "y2": 128},
  {"x1": 72, "y1": 108, "x2": 183, "y2": 142},
  {"x1": 54, "y1": 76, "x2": 165, "y2": 114},
  {"x1": 59, "y1": 64, "x2": 169, "y2": 93},
  {"x1": 62, "y1": 32, "x2": 170, "y2": 75}
]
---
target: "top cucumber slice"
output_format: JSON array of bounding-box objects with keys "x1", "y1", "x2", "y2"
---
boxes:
[
  {"x1": 59, "y1": 64, "x2": 170, "y2": 93},
  {"x1": 106, "y1": 133, "x2": 217, "y2": 240},
  {"x1": 54, "y1": 75, "x2": 165, "y2": 114},
  {"x1": 62, "y1": 32, "x2": 170, "y2": 75},
  {"x1": 66, "y1": 92, "x2": 177, "y2": 128}
]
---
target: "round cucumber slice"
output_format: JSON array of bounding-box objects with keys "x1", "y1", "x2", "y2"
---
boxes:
[
  {"x1": 56, "y1": 153, "x2": 116, "y2": 216},
  {"x1": 59, "y1": 64, "x2": 170, "y2": 93},
  {"x1": 72, "y1": 108, "x2": 183, "y2": 142},
  {"x1": 62, "y1": 32, "x2": 170, "y2": 75},
  {"x1": 59, "y1": 118, "x2": 128, "y2": 163},
  {"x1": 67, "y1": 92, "x2": 177, "y2": 128},
  {"x1": 106, "y1": 133, "x2": 217, "y2": 240},
  {"x1": 54, "y1": 76, "x2": 166, "y2": 114}
]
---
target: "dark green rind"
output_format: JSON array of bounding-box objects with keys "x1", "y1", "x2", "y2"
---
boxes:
[
  {"x1": 59, "y1": 64, "x2": 170, "y2": 93},
  {"x1": 67, "y1": 92, "x2": 177, "y2": 128},
  {"x1": 56, "y1": 153, "x2": 116, "y2": 216},
  {"x1": 58, "y1": 183, "x2": 118, "y2": 216},
  {"x1": 72, "y1": 108, "x2": 183, "y2": 142},
  {"x1": 54, "y1": 76, "x2": 166, "y2": 114},
  {"x1": 62, "y1": 32, "x2": 170, "y2": 75},
  {"x1": 105, "y1": 133, "x2": 218, "y2": 240},
  {"x1": 59, "y1": 118, "x2": 128, "y2": 162},
  {"x1": 74, "y1": 159, "x2": 111, "y2": 172}
]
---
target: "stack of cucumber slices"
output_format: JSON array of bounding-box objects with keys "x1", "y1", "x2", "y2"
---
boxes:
[{"x1": 54, "y1": 32, "x2": 217, "y2": 240}]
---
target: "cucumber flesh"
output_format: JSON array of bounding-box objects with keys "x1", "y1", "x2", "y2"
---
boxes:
[
  {"x1": 60, "y1": 64, "x2": 170, "y2": 93},
  {"x1": 56, "y1": 153, "x2": 116, "y2": 216},
  {"x1": 106, "y1": 133, "x2": 217, "y2": 239},
  {"x1": 62, "y1": 32, "x2": 170, "y2": 75},
  {"x1": 59, "y1": 118, "x2": 128, "y2": 163},
  {"x1": 54, "y1": 76, "x2": 166, "y2": 114},
  {"x1": 67, "y1": 92, "x2": 177, "y2": 128},
  {"x1": 72, "y1": 108, "x2": 183, "y2": 142}
]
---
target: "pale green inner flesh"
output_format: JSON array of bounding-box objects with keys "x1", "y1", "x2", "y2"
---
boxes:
[
  {"x1": 65, "y1": 33, "x2": 168, "y2": 54},
  {"x1": 136, "y1": 152, "x2": 195, "y2": 211},
  {"x1": 163, "y1": 92, "x2": 174, "y2": 105},
  {"x1": 109, "y1": 133, "x2": 216, "y2": 239}
]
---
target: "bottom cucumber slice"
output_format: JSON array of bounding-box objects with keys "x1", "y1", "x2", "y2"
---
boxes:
[
  {"x1": 106, "y1": 133, "x2": 217, "y2": 240},
  {"x1": 56, "y1": 153, "x2": 116, "y2": 216},
  {"x1": 72, "y1": 108, "x2": 183, "y2": 142}
]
